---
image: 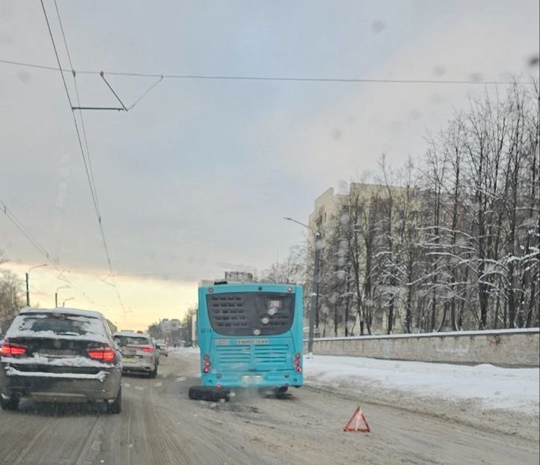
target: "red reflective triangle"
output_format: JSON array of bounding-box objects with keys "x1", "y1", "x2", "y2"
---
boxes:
[{"x1": 343, "y1": 406, "x2": 370, "y2": 432}]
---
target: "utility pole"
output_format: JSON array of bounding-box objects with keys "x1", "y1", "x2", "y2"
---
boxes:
[
  {"x1": 25, "y1": 264, "x2": 48, "y2": 306},
  {"x1": 309, "y1": 232, "x2": 321, "y2": 353},
  {"x1": 55, "y1": 285, "x2": 69, "y2": 308},
  {"x1": 26, "y1": 273, "x2": 30, "y2": 307}
]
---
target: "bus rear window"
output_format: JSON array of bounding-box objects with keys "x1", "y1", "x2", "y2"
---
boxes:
[{"x1": 206, "y1": 292, "x2": 294, "y2": 336}]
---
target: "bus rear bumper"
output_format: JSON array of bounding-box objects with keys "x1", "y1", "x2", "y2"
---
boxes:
[{"x1": 202, "y1": 371, "x2": 303, "y2": 389}]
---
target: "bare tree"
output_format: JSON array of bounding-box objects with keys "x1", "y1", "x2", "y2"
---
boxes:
[
  {"x1": 258, "y1": 245, "x2": 307, "y2": 285},
  {"x1": 0, "y1": 270, "x2": 24, "y2": 333}
]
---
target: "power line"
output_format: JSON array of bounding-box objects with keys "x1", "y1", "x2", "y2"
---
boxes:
[
  {"x1": 0, "y1": 197, "x2": 119, "y2": 311},
  {"x1": 0, "y1": 57, "x2": 527, "y2": 86},
  {"x1": 99, "y1": 71, "x2": 128, "y2": 111},
  {"x1": 128, "y1": 75, "x2": 164, "y2": 110},
  {"x1": 1, "y1": 199, "x2": 55, "y2": 265},
  {"x1": 41, "y1": 0, "x2": 127, "y2": 313},
  {"x1": 52, "y1": 0, "x2": 110, "y2": 271},
  {"x1": 0, "y1": 58, "x2": 59, "y2": 72},
  {"x1": 40, "y1": 0, "x2": 113, "y2": 274}
]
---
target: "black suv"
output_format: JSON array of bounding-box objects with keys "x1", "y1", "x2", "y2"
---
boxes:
[{"x1": 0, "y1": 308, "x2": 123, "y2": 413}]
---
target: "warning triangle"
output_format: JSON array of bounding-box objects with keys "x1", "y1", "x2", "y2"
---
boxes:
[{"x1": 343, "y1": 406, "x2": 370, "y2": 432}]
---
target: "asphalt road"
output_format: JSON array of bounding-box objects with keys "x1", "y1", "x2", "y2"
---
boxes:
[{"x1": 0, "y1": 351, "x2": 538, "y2": 465}]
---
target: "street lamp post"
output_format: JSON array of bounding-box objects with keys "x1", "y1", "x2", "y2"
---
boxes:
[
  {"x1": 55, "y1": 285, "x2": 69, "y2": 308},
  {"x1": 283, "y1": 217, "x2": 321, "y2": 354},
  {"x1": 25, "y1": 264, "x2": 49, "y2": 306},
  {"x1": 62, "y1": 297, "x2": 74, "y2": 307}
]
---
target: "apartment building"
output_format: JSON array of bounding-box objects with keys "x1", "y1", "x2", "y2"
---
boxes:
[{"x1": 307, "y1": 182, "x2": 409, "y2": 337}]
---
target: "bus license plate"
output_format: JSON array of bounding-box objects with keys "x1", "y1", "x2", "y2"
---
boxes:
[{"x1": 242, "y1": 375, "x2": 263, "y2": 383}]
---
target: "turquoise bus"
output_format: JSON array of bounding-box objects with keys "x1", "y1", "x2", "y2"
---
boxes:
[{"x1": 189, "y1": 281, "x2": 304, "y2": 400}]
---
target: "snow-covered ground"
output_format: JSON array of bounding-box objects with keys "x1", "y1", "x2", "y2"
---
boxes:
[
  {"x1": 174, "y1": 347, "x2": 539, "y2": 416},
  {"x1": 304, "y1": 355, "x2": 540, "y2": 415}
]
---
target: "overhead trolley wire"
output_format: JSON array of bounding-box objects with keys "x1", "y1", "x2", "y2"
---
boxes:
[
  {"x1": 52, "y1": 0, "x2": 116, "y2": 276},
  {"x1": 0, "y1": 58, "x2": 526, "y2": 86},
  {"x1": 39, "y1": 0, "x2": 126, "y2": 312},
  {"x1": 40, "y1": 0, "x2": 113, "y2": 274},
  {"x1": 52, "y1": 0, "x2": 98, "y2": 199},
  {"x1": 1, "y1": 197, "x2": 116, "y2": 310},
  {"x1": 1, "y1": 199, "x2": 54, "y2": 265}
]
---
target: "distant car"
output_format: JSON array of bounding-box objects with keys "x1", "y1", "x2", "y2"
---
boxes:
[
  {"x1": 0, "y1": 308, "x2": 123, "y2": 413},
  {"x1": 152, "y1": 339, "x2": 160, "y2": 365},
  {"x1": 113, "y1": 331, "x2": 158, "y2": 378},
  {"x1": 155, "y1": 340, "x2": 169, "y2": 357}
]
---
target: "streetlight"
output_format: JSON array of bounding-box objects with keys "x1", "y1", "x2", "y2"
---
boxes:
[
  {"x1": 283, "y1": 217, "x2": 321, "y2": 354},
  {"x1": 25, "y1": 264, "x2": 49, "y2": 306},
  {"x1": 55, "y1": 285, "x2": 70, "y2": 308},
  {"x1": 62, "y1": 297, "x2": 74, "y2": 307}
]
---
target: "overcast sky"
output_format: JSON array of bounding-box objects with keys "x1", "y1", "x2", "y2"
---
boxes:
[{"x1": 1, "y1": 1, "x2": 538, "y2": 330}]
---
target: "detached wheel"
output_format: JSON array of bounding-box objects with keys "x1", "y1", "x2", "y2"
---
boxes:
[
  {"x1": 188, "y1": 386, "x2": 230, "y2": 402},
  {"x1": 188, "y1": 386, "x2": 202, "y2": 400},
  {"x1": 1, "y1": 395, "x2": 20, "y2": 411},
  {"x1": 107, "y1": 386, "x2": 122, "y2": 414}
]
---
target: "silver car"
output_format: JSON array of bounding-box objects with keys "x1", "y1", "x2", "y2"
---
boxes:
[
  {"x1": 113, "y1": 332, "x2": 158, "y2": 378},
  {"x1": 0, "y1": 308, "x2": 123, "y2": 413},
  {"x1": 155, "y1": 340, "x2": 169, "y2": 357}
]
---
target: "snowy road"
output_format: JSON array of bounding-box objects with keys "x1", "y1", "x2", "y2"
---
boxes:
[{"x1": 0, "y1": 350, "x2": 538, "y2": 465}]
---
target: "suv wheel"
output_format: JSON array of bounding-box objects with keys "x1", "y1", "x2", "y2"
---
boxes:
[
  {"x1": 0, "y1": 395, "x2": 20, "y2": 411},
  {"x1": 149, "y1": 366, "x2": 158, "y2": 379},
  {"x1": 106, "y1": 386, "x2": 122, "y2": 414}
]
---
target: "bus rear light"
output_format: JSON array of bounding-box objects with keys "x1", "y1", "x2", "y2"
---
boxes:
[
  {"x1": 292, "y1": 352, "x2": 302, "y2": 372},
  {"x1": 217, "y1": 384, "x2": 222, "y2": 389},
  {"x1": 203, "y1": 354, "x2": 211, "y2": 373},
  {"x1": 208, "y1": 288, "x2": 214, "y2": 293},
  {"x1": 288, "y1": 287, "x2": 293, "y2": 292},
  {"x1": 1, "y1": 342, "x2": 27, "y2": 357}
]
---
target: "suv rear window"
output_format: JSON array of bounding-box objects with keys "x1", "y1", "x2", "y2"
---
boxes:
[
  {"x1": 8, "y1": 313, "x2": 104, "y2": 338},
  {"x1": 114, "y1": 335, "x2": 150, "y2": 346}
]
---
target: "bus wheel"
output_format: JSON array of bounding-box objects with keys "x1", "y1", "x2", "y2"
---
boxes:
[{"x1": 274, "y1": 386, "x2": 289, "y2": 399}]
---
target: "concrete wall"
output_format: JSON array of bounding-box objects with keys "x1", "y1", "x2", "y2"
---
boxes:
[{"x1": 307, "y1": 328, "x2": 540, "y2": 367}]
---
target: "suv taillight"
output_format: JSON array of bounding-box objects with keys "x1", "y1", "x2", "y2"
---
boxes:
[
  {"x1": 1, "y1": 342, "x2": 27, "y2": 357},
  {"x1": 141, "y1": 346, "x2": 154, "y2": 353},
  {"x1": 87, "y1": 346, "x2": 116, "y2": 363}
]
